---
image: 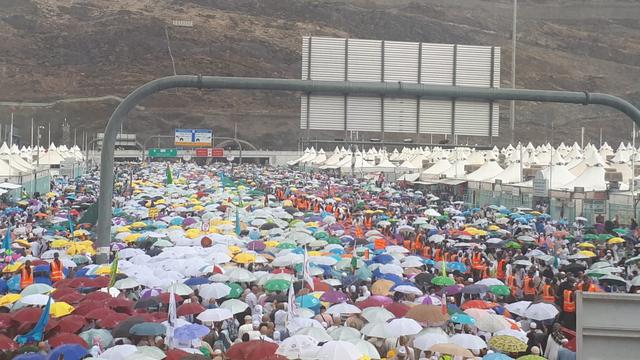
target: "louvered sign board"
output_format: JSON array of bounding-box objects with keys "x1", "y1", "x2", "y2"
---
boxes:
[{"x1": 300, "y1": 36, "x2": 500, "y2": 137}]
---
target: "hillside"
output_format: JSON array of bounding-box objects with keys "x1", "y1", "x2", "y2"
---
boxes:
[{"x1": 1, "y1": 0, "x2": 640, "y2": 149}]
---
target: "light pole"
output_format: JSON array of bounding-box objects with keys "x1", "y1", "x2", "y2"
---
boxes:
[
  {"x1": 510, "y1": 0, "x2": 518, "y2": 144},
  {"x1": 33, "y1": 125, "x2": 44, "y2": 195}
]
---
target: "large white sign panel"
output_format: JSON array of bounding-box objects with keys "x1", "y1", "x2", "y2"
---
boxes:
[{"x1": 300, "y1": 36, "x2": 500, "y2": 137}]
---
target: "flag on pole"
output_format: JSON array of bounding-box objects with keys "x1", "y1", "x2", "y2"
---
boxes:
[
  {"x1": 166, "y1": 282, "x2": 177, "y2": 348},
  {"x1": 350, "y1": 239, "x2": 358, "y2": 271},
  {"x1": 2, "y1": 227, "x2": 11, "y2": 256},
  {"x1": 303, "y1": 247, "x2": 314, "y2": 291},
  {"x1": 235, "y1": 206, "x2": 241, "y2": 236},
  {"x1": 287, "y1": 282, "x2": 297, "y2": 320},
  {"x1": 108, "y1": 253, "x2": 119, "y2": 288},
  {"x1": 165, "y1": 164, "x2": 173, "y2": 185},
  {"x1": 67, "y1": 214, "x2": 75, "y2": 236},
  {"x1": 17, "y1": 296, "x2": 51, "y2": 344},
  {"x1": 441, "y1": 259, "x2": 447, "y2": 315}
]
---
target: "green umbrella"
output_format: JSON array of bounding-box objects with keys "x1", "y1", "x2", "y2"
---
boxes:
[
  {"x1": 505, "y1": 241, "x2": 521, "y2": 249},
  {"x1": 583, "y1": 234, "x2": 597, "y2": 241},
  {"x1": 489, "y1": 285, "x2": 511, "y2": 297},
  {"x1": 436, "y1": 215, "x2": 450, "y2": 222},
  {"x1": 431, "y1": 276, "x2": 455, "y2": 286},
  {"x1": 79, "y1": 329, "x2": 113, "y2": 349},
  {"x1": 327, "y1": 237, "x2": 341, "y2": 245},
  {"x1": 277, "y1": 242, "x2": 297, "y2": 249},
  {"x1": 597, "y1": 234, "x2": 613, "y2": 242},
  {"x1": 625, "y1": 255, "x2": 640, "y2": 265},
  {"x1": 613, "y1": 228, "x2": 627, "y2": 235},
  {"x1": 586, "y1": 269, "x2": 609, "y2": 278},
  {"x1": 227, "y1": 283, "x2": 243, "y2": 298},
  {"x1": 264, "y1": 279, "x2": 291, "y2": 292},
  {"x1": 314, "y1": 231, "x2": 329, "y2": 239}
]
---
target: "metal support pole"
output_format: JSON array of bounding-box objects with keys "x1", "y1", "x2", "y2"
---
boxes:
[
  {"x1": 96, "y1": 75, "x2": 640, "y2": 264},
  {"x1": 510, "y1": 0, "x2": 518, "y2": 144}
]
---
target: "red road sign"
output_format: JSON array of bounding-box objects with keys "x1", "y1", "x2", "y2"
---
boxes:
[
  {"x1": 195, "y1": 148, "x2": 225, "y2": 157},
  {"x1": 211, "y1": 148, "x2": 224, "y2": 157}
]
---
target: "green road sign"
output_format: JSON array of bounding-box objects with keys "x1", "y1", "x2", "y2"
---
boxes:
[{"x1": 148, "y1": 148, "x2": 178, "y2": 158}]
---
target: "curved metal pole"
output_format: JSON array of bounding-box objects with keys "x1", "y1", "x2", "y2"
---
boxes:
[
  {"x1": 96, "y1": 75, "x2": 640, "y2": 263},
  {"x1": 216, "y1": 136, "x2": 248, "y2": 164}
]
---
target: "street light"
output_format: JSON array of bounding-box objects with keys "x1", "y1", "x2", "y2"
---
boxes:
[{"x1": 33, "y1": 126, "x2": 45, "y2": 195}]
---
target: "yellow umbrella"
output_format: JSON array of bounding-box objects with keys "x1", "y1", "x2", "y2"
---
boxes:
[
  {"x1": 130, "y1": 222, "x2": 147, "y2": 229},
  {"x1": 578, "y1": 250, "x2": 597, "y2": 257},
  {"x1": 228, "y1": 246, "x2": 242, "y2": 255},
  {"x1": 51, "y1": 239, "x2": 70, "y2": 248},
  {"x1": 94, "y1": 265, "x2": 112, "y2": 275},
  {"x1": 116, "y1": 226, "x2": 131, "y2": 233},
  {"x1": 14, "y1": 239, "x2": 31, "y2": 248},
  {"x1": 125, "y1": 233, "x2": 144, "y2": 243},
  {"x1": 577, "y1": 242, "x2": 596, "y2": 249},
  {"x1": 475, "y1": 230, "x2": 488, "y2": 236},
  {"x1": 608, "y1": 237, "x2": 625, "y2": 244},
  {"x1": 488, "y1": 225, "x2": 500, "y2": 231},
  {"x1": 283, "y1": 200, "x2": 293, "y2": 207},
  {"x1": 0, "y1": 293, "x2": 21, "y2": 306},
  {"x1": 264, "y1": 241, "x2": 279, "y2": 248},
  {"x1": 185, "y1": 229, "x2": 202, "y2": 239},
  {"x1": 371, "y1": 279, "x2": 395, "y2": 296},
  {"x1": 155, "y1": 199, "x2": 166, "y2": 205},
  {"x1": 2, "y1": 262, "x2": 23, "y2": 273},
  {"x1": 50, "y1": 302, "x2": 75, "y2": 318},
  {"x1": 168, "y1": 225, "x2": 183, "y2": 230},
  {"x1": 233, "y1": 253, "x2": 257, "y2": 264},
  {"x1": 192, "y1": 205, "x2": 205, "y2": 212}
]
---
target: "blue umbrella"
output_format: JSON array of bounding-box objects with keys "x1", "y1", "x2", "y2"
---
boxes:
[
  {"x1": 34, "y1": 276, "x2": 52, "y2": 286},
  {"x1": 129, "y1": 322, "x2": 166, "y2": 336},
  {"x1": 372, "y1": 254, "x2": 394, "y2": 264},
  {"x1": 0, "y1": 278, "x2": 8, "y2": 294},
  {"x1": 34, "y1": 265, "x2": 50, "y2": 274},
  {"x1": 378, "y1": 272, "x2": 403, "y2": 284},
  {"x1": 483, "y1": 353, "x2": 514, "y2": 360},
  {"x1": 514, "y1": 217, "x2": 528, "y2": 224},
  {"x1": 173, "y1": 323, "x2": 210, "y2": 341},
  {"x1": 451, "y1": 312, "x2": 476, "y2": 325},
  {"x1": 446, "y1": 262, "x2": 468, "y2": 273},
  {"x1": 184, "y1": 277, "x2": 209, "y2": 286},
  {"x1": 424, "y1": 259, "x2": 436, "y2": 266},
  {"x1": 7, "y1": 275, "x2": 20, "y2": 292},
  {"x1": 296, "y1": 295, "x2": 320, "y2": 309},
  {"x1": 47, "y1": 344, "x2": 88, "y2": 360}
]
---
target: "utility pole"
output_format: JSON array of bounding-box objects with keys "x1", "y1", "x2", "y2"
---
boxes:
[
  {"x1": 31, "y1": 118, "x2": 34, "y2": 148},
  {"x1": 9, "y1": 112, "x2": 14, "y2": 147},
  {"x1": 48, "y1": 120, "x2": 51, "y2": 146},
  {"x1": 510, "y1": 0, "x2": 518, "y2": 145}
]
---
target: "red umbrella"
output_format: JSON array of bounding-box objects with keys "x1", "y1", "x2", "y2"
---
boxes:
[
  {"x1": 94, "y1": 276, "x2": 110, "y2": 288},
  {"x1": 158, "y1": 293, "x2": 183, "y2": 304},
  {"x1": 31, "y1": 260, "x2": 48, "y2": 267},
  {"x1": 0, "y1": 334, "x2": 18, "y2": 351},
  {"x1": 310, "y1": 278, "x2": 332, "y2": 292},
  {"x1": 384, "y1": 302, "x2": 410, "y2": 318},
  {"x1": 107, "y1": 297, "x2": 134, "y2": 310},
  {"x1": 272, "y1": 268, "x2": 294, "y2": 275},
  {"x1": 57, "y1": 314, "x2": 87, "y2": 333},
  {"x1": 47, "y1": 332, "x2": 89, "y2": 348},
  {"x1": 97, "y1": 312, "x2": 129, "y2": 329},
  {"x1": 73, "y1": 301, "x2": 103, "y2": 316},
  {"x1": 51, "y1": 287, "x2": 78, "y2": 300},
  {"x1": 67, "y1": 277, "x2": 98, "y2": 288},
  {"x1": 45, "y1": 318, "x2": 61, "y2": 333},
  {"x1": 53, "y1": 278, "x2": 74, "y2": 288},
  {"x1": 85, "y1": 291, "x2": 111, "y2": 302},
  {"x1": 460, "y1": 300, "x2": 498, "y2": 310},
  {"x1": 166, "y1": 348, "x2": 193, "y2": 360},
  {"x1": 177, "y1": 302, "x2": 205, "y2": 316},
  {"x1": 356, "y1": 295, "x2": 393, "y2": 309},
  {"x1": 0, "y1": 313, "x2": 14, "y2": 328},
  {"x1": 151, "y1": 312, "x2": 168, "y2": 322},
  {"x1": 12, "y1": 307, "x2": 42, "y2": 323},
  {"x1": 57, "y1": 292, "x2": 86, "y2": 304},
  {"x1": 85, "y1": 308, "x2": 116, "y2": 321},
  {"x1": 227, "y1": 340, "x2": 278, "y2": 360}
]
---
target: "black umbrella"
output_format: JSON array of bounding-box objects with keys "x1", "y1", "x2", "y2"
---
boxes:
[
  {"x1": 112, "y1": 317, "x2": 146, "y2": 338},
  {"x1": 260, "y1": 223, "x2": 279, "y2": 230},
  {"x1": 414, "y1": 272, "x2": 435, "y2": 286},
  {"x1": 135, "y1": 298, "x2": 160, "y2": 310},
  {"x1": 561, "y1": 262, "x2": 587, "y2": 274}
]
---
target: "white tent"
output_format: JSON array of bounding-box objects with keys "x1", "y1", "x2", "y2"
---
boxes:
[{"x1": 466, "y1": 160, "x2": 503, "y2": 181}]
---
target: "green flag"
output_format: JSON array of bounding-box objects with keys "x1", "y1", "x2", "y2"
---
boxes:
[
  {"x1": 166, "y1": 164, "x2": 173, "y2": 185},
  {"x1": 108, "y1": 253, "x2": 119, "y2": 288}
]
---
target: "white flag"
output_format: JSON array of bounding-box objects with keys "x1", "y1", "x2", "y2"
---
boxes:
[
  {"x1": 166, "y1": 283, "x2": 177, "y2": 348},
  {"x1": 303, "y1": 248, "x2": 314, "y2": 291},
  {"x1": 287, "y1": 283, "x2": 297, "y2": 320}
]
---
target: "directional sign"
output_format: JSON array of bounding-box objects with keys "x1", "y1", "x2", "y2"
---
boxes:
[
  {"x1": 175, "y1": 129, "x2": 213, "y2": 147},
  {"x1": 148, "y1": 148, "x2": 178, "y2": 158}
]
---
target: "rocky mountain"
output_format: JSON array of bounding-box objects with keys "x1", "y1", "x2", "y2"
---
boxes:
[{"x1": 1, "y1": 0, "x2": 640, "y2": 150}]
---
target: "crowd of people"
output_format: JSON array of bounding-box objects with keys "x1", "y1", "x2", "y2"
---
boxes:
[{"x1": 0, "y1": 161, "x2": 638, "y2": 360}]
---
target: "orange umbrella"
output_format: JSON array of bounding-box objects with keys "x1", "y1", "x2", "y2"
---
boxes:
[
  {"x1": 371, "y1": 279, "x2": 395, "y2": 296},
  {"x1": 460, "y1": 300, "x2": 498, "y2": 310},
  {"x1": 405, "y1": 304, "x2": 450, "y2": 325}
]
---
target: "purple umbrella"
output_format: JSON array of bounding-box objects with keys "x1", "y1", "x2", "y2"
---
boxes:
[
  {"x1": 140, "y1": 288, "x2": 162, "y2": 299},
  {"x1": 461, "y1": 284, "x2": 489, "y2": 294},
  {"x1": 246, "y1": 241, "x2": 266, "y2": 251},
  {"x1": 182, "y1": 218, "x2": 197, "y2": 226},
  {"x1": 329, "y1": 223, "x2": 344, "y2": 231},
  {"x1": 441, "y1": 285, "x2": 463, "y2": 296},
  {"x1": 320, "y1": 290, "x2": 349, "y2": 304}
]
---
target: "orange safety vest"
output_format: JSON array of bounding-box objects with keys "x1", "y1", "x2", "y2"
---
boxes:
[
  {"x1": 326, "y1": 204, "x2": 333, "y2": 213},
  {"x1": 403, "y1": 239, "x2": 411, "y2": 250},
  {"x1": 496, "y1": 259, "x2": 506, "y2": 280},
  {"x1": 422, "y1": 246, "x2": 432, "y2": 258},
  {"x1": 507, "y1": 275, "x2": 516, "y2": 295},
  {"x1": 563, "y1": 289, "x2": 576, "y2": 313},
  {"x1": 50, "y1": 260, "x2": 64, "y2": 282},
  {"x1": 576, "y1": 283, "x2": 599, "y2": 293},
  {"x1": 20, "y1": 267, "x2": 34, "y2": 289},
  {"x1": 482, "y1": 267, "x2": 490, "y2": 279},
  {"x1": 374, "y1": 239, "x2": 386, "y2": 250},
  {"x1": 364, "y1": 217, "x2": 373, "y2": 229},
  {"x1": 355, "y1": 226, "x2": 364, "y2": 238},
  {"x1": 523, "y1": 276, "x2": 536, "y2": 295},
  {"x1": 471, "y1": 253, "x2": 483, "y2": 270},
  {"x1": 542, "y1": 284, "x2": 554, "y2": 302},
  {"x1": 450, "y1": 254, "x2": 458, "y2": 263},
  {"x1": 434, "y1": 249, "x2": 443, "y2": 262},
  {"x1": 313, "y1": 203, "x2": 320, "y2": 213}
]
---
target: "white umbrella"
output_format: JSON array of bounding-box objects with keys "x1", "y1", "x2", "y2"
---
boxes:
[
  {"x1": 379, "y1": 264, "x2": 403, "y2": 276},
  {"x1": 361, "y1": 307, "x2": 395, "y2": 323},
  {"x1": 326, "y1": 303, "x2": 362, "y2": 315},
  {"x1": 450, "y1": 333, "x2": 487, "y2": 350},
  {"x1": 276, "y1": 335, "x2": 320, "y2": 359},
  {"x1": 400, "y1": 257, "x2": 424, "y2": 268},
  {"x1": 196, "y1": 308, "x2": 233, "y2": 322},
  {"x1": 317, "y1": 341, "x2": 363, "y2": 360},
  {"x1": 211, "y1": 253, "x2": 232, "y2": 264},
  {"x1": 287, "y1": 317, "x2": 324, "y2": 334},
  {"x1": 99, "y1": 344, "x2": 138, "y2": 360},
  {"x1": 475, "y1": 278, "x2": 504, "y2": 286},
  {"x1": 118, "y1": 248, "x2": 145, "y2": 259},
  {"x1": 20, "y1": 294, "x2": 53, "y2": 306},
  {"x1": 495, "y1": 329, "x2": 528, "y2": 342},
  {"x1": 387, "y1": 318, "x2": 422, "y2": 336},
  {"x1": 523, "y1": 302, "x2": 559, "y2": 321},
  {"x1": 347, "y1": 339, "x2": 381, "y2": 359},
  {"x1": 114, "y1": 278, "x2": 140, "y2": 290},
  {"x1": 198, "y1": 283, "x2": 231, "y2": 300},
  {"x1": 295, "y1": 327, "x2": 332, "y2": 342},
  {"x1": 504, "y1": 301, "x2": 532, "y2": 315},
  {"x1": 361, "y1": 322, "x2": 388, "y2": 338},
  {"x1": 475, "y1": 314, "x2": 511, "y2": 333},
  {"x1": 220, "y1": 299, "x2": 249, "y2": 314},
  {"x1": 413, "y1": 333, "x2": 450, "y2": 351},
  {"x1": 328, "y1": 326, "x2": 361, "y2": 340},
  {"x1": 225, "y1": 268, "x2": 257, "y2": 282},
  {"x1": 393, "y1": 285, "x2": 423, "y2": 296},
  {"x1": 164, "y1": 283, "x2": 193, "y2": 296}
]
